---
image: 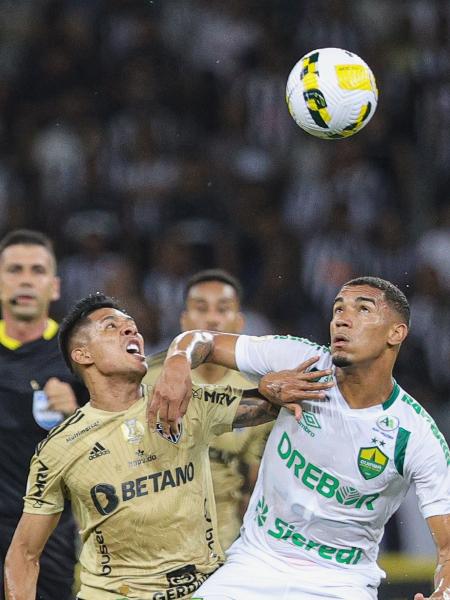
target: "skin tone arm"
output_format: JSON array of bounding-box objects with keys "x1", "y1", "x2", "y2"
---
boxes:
[
  {"x1": 233, "y1": 389, "x2": 280, "y2": 428},
  {"x1": 148, "y1": 330, "x2": 334, "y2": 432},
  {"x1": 414, "y1": 514, "x2": 450, "y2": 600},
  {"x1": 4, "y1": 512, "x2": 61, "y2": 600}
]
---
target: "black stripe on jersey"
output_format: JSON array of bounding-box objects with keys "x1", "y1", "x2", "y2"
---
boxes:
[{"x1": 36, "y1": 410, "x2": 85, "y2": 455}]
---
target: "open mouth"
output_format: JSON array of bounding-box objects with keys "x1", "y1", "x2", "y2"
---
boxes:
[
  {"x1": 11, "y1": 294, "x2": 37, "y2": 305},
  {"x1": 125, "y1": 341, "x2": 145, "y2": 359},
  {"x1": 332, "y1": 335, "x2": 349, "y2": 347}
]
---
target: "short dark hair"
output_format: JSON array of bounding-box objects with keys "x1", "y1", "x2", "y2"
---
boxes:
[
  {"x1": 183, "y1": 269, "x2": 243, "y2": 303},
  {"x1": 0, "y1": 229, "x2": 55, "y2": 260},
  {"x1": 342, "y1": 276, "x2": 410, "y2": 326},
  {"x1": 59, "y1": 293, "x2": 125, "y2": 371}
]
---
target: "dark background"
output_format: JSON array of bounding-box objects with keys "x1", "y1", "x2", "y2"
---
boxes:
[{"x1": 0, "y1": 2, "x2": 448, "y2": 595}]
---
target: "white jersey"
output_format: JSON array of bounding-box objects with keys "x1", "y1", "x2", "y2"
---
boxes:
[{"x1": 235, "y1": 335, "x2": 450, "y2": 584}]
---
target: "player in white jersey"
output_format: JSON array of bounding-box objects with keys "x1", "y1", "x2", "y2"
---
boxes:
[
  {"x1": 4, "y1": 293, "x2": 331, "y2": 600},
  {"x1": 150, "y1": 276, "x2": 450, "y2": 600}
]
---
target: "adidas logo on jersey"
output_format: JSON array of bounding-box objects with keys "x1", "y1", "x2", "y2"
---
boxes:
[{"x1": 89, "y1": 442, "x2": 110, "y2": 460}]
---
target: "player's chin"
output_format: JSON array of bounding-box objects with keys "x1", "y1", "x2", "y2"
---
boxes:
[
  {"x1": 331, "y1": 352, "x2": 353, "y2": 368},
  {"x1": 12, "y1": 307, "x2": 39, "y2": 321}
]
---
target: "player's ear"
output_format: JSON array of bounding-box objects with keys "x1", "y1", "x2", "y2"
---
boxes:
[
  {"x1": 51, "y1": 276, "x2": 61, "y2": 302},
  {"x1": 71, "y1": 346, "x2": 94, "y2": 367},
  {"x1": 387, "y1": 322, "x2": 408, "y2": 348}
]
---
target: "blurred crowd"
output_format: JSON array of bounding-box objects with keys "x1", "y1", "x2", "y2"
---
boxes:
[{"x1": 0, "y1": 0, "x2": 449, "y2": 439}]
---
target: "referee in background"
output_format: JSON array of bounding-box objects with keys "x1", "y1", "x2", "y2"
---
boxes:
[{"x1": 0, "y1": 230, "x2": 87, "y2": 600}]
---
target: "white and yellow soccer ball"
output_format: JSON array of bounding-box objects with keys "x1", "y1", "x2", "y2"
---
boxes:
[{"x1": 286, "y1": 47, "x2": 378, "y2": 139}]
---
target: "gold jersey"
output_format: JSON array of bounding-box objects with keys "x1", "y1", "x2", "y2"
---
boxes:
[
  {"x1": 23, "y1": 384, "x2": 242, "y2": 600},
  {"x1": 145, "y1": 355, "x2": 272, "y2": 549}
]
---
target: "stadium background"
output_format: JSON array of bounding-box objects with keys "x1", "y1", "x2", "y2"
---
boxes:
[{"x1": 0, "y1": 1, "x2": 449, "y2": 598}]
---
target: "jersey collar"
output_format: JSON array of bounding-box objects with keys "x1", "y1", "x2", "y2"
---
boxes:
[
  {"x1": 0, "y1": 318, "x2": 59, "y2": 349},
  {"x1": 382, "y1": 380, "x2": 401, "y2": 410}
]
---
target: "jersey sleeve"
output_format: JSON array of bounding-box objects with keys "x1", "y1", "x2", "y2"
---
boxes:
[
  {"x1": 190, "y1": 384, "x2": 243, "y2": 443},
  {"x1": 405, "y1": 423, "x2": 450, "y2": 519},
  {"x1": 235, "y1": 335, "x2": 331, "y2": 379},
  {"x1": 241, "y1": 422, "x2": 273, "y2": 465},
  {"x1": 23, "y1": 446, "x2": 66, "y2": 516}
]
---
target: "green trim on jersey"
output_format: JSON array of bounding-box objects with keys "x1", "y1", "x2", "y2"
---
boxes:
[
  {"x1": 394, "y1": 427, "x2": 411, "y2": 476},
  {"x1": 382, "y1": 381, "x2": 400, "y2": 410},
  {"x1": 401, "y1": 393, "x2": 450, "y2": 465},
  {"x1": 273, "y1": 335, "x2": 331, "y2": 354}
]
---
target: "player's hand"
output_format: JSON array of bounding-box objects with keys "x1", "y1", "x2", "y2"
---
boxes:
[
  {"x1": 44, "y1": 377, "x2": 78, "y2": 416},
  {"x1": 258, "y1": 356, "x2": 334, "y2": 422},
  {"x1": 414, "y1": 590, "x2": 449, "y2": 599},
  {"x1": 148, "y1": 353, "x2": 192, "y2": 435}
]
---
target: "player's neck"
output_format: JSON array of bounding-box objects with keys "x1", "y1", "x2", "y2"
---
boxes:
[
  {"x1": 192, "y1": 363, "x2": 230, "y2": 384},
  {"x1": 335, "y1": 362, "x2": 395, "y2": 409},
  {"x1": 87, "y1": 377, "x2": 142, "y2": 412},
  {"x1": 2, "y1": 312, "x2": 50, "y2": 344}
]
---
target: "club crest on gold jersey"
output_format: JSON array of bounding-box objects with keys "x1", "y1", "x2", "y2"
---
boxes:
[{"x1": 156, "y1": 421, "x2": 183, "y2": 444}]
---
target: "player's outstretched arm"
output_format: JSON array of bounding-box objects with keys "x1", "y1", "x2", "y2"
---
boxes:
[
  {"x1": 4, "y1": 512, "x2": 61, "y2": 600},
  {"x1": 414, "y1": 514, "x2": 450, "y2": 600},
  {"x1": 148, "y1": 330, "x2": 238, "y2": 433}
]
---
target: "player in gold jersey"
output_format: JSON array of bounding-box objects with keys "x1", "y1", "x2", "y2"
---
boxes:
[
  {"x1": 5, "y1": 293, "x2": 330, "y2": 600},
  {"x1": 145, "y1": 269, "x2": 271, "y2": 549}
]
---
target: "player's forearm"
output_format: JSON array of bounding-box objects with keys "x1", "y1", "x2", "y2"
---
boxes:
[
  {"x1": 4, "y1": 548, "x2": 39, "y2": 600},
  {"x1": 167, "y1": 330, "x2": 238, "y2": 370},
  {"x1": 233, "y1": 390, "x2": 280, "y2": 428},
  {"x1": 432, "y1": 551, "x2": 450, "y2": 598}
]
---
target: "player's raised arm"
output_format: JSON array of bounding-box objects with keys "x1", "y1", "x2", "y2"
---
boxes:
[
  {"x1": 148, "y1": 330, "x2": 335, "y2": 431},
  {"x1": 414, "y1": 514, "x2": 450, "y2": 600},
  {"x1": 4, "y1": 512, "x2": 61, "y2": 600},
  {"x1": 148, "y1": 330, "x2": 238, "y2": 433}
]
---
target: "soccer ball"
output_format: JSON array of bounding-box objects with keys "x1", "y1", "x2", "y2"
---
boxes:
[{"x1": 286, "y1": 47, "x2": 378, "y2": 139}]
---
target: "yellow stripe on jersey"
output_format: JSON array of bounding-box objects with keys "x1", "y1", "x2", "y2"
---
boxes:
[{"x1": 0, "y1": 318, "x2": 59, "y2": 349}]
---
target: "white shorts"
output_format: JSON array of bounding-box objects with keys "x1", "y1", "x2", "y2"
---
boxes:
[{"x1": 193, "y1": 539, "x2": 379, "y2": 600}]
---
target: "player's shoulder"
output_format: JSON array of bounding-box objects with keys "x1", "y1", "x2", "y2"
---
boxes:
[
  {"x1": 388, "y1": 383, "x2": 449, "y2": 458},
  {"x1": 390, "y1": 384, "x2": 436, "y2": 429},
  {"x1": 143, "y1": 349, "x2": 167, "y2": 386},
  {"x1": 34, "y1": 406, "x2": 96, "y2": 459},
  {"x1": 146, "y1": 349, "x2": 167, "y2": 369}
]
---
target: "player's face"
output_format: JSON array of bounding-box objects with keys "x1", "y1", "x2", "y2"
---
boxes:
[
  {"x1": 0, "y1": 244, "x2": 60, "y2": 322},
  {"x1": 80, "y1": 308, "x2": 147, "y2": 378},
  {"x1": 330, "y1": 285, "x2": 398, "y2": 368},
  {"x1": 180, "y1": 281, "x2": 244, "y2": 334}
]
